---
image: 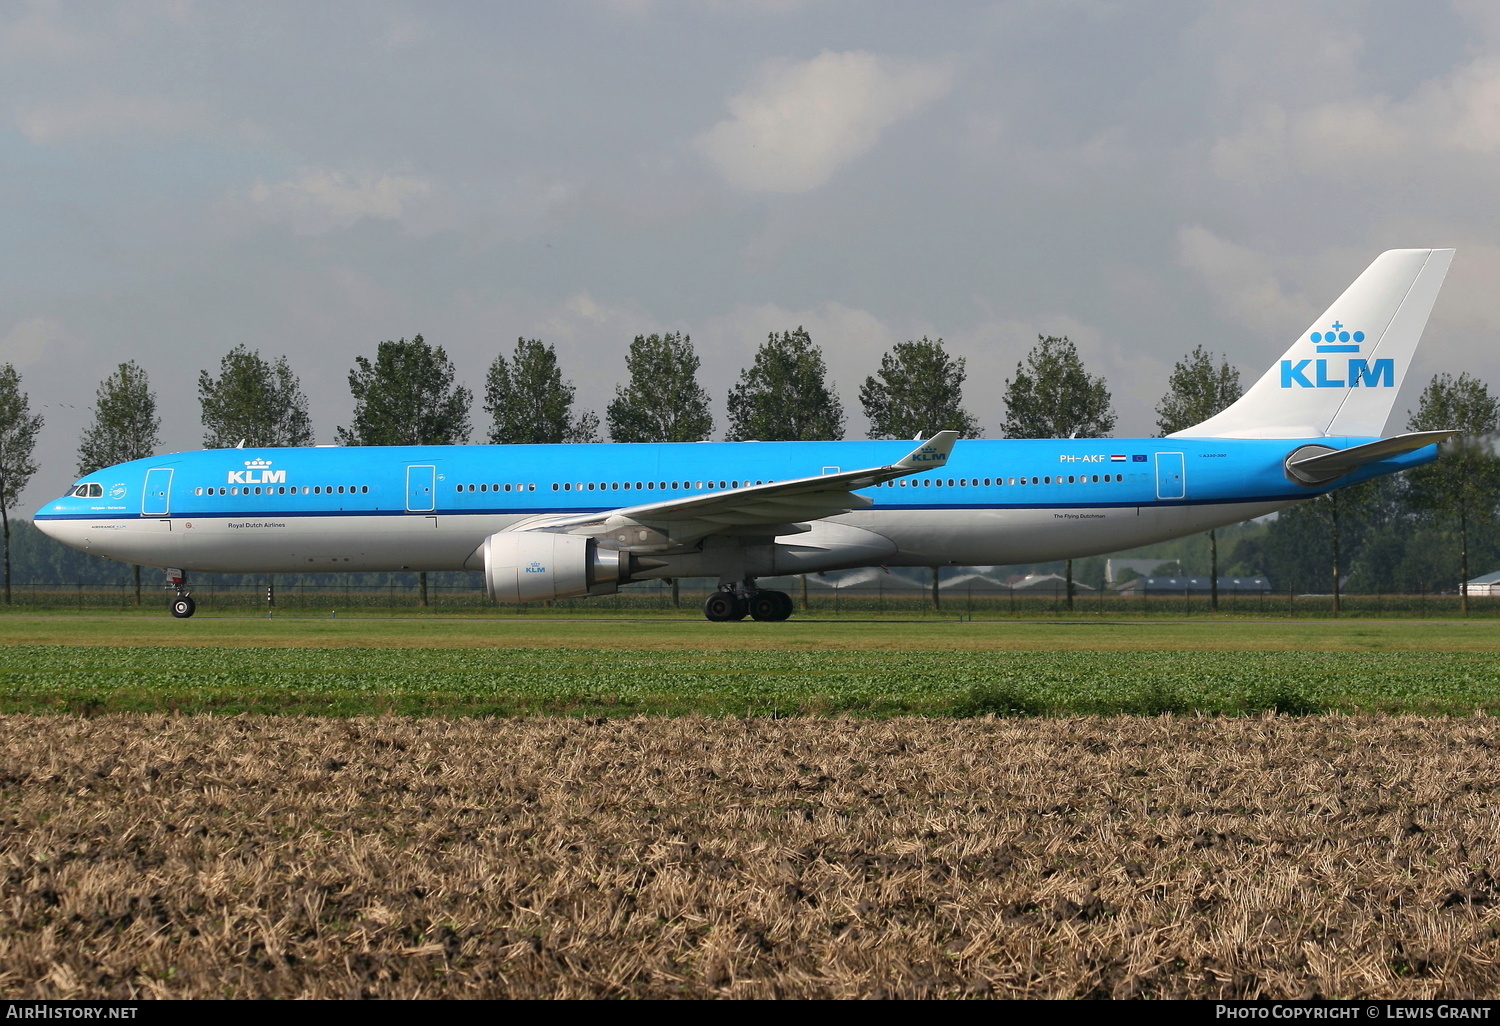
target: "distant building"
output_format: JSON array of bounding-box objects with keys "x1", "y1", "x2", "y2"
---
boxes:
[
  {"x1": 1003, "y1": 572, "x2": 1096, "y2": 596},
  {"x1": 1464, "y1": 570, "x2": 1500, "y2": 596},
  {"x1": 1105, "y1": 558, "x2": 1179, "y2": 584},
  {"x1": 1113, "y1": 575, "x2": 1271, "y2": 595}
]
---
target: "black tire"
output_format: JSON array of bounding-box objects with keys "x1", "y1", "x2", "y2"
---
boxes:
[
  {"x1": 747, "y1": 592, "x2": 781, "y2": 621},
  {"x1": 769, "y1": 590, "x2": 795, "y2": 621},
  {"x1": 170, "y1": 596, "x2": 196, "y2": 619},
  {"x1": 703, "y1": 592, "x2": 746, "y2": 622}
]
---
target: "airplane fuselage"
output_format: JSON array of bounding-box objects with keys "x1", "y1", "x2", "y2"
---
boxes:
[{"x1": 33, "y1": 435, "x2": 1430, "y2": 579}]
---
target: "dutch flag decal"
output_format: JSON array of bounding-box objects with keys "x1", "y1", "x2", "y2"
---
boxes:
[{"x1": 1110, "y1": 454, "x2": 1127, "y2": 462}]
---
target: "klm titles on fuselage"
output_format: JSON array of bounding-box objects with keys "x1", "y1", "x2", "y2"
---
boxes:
[
  {"x1": 1281, "y1": 322, "x2": 1394, "y2": 390},
  {"x1": 227, "y1": 459, "x2": 286, "y2": 485}
]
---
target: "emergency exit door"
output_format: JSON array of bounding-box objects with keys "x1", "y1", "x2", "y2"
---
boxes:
[
  {"x1": 406, "y1": 465, "x2": 436, "y2": 511},
  {"x1": 1155, "y1": 452, "x2": 1185, "y2": 500}
]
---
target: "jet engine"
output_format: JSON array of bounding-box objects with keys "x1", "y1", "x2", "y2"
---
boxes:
[{"x1": 481, "y1": 531, "x2": 628, "y2": 603}]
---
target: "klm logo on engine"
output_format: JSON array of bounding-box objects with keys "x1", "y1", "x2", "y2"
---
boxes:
[
  {"x1": 227, "y1": 458, "x2": 287, "y2": 485},
  {"x1": 524, "y1": 561, "x2": 547, "y2": 574},
  {"x1": 1280, "y1": 321, "x2": 1393, "y2": 389}
]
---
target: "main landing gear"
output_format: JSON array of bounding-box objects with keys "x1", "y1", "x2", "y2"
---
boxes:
[
  {"x1": 702, "y1": 584, "x2": 795, "y2": 623},
  {"x1": 166, "y1": 568, "x2": 195, "y2": 618}
]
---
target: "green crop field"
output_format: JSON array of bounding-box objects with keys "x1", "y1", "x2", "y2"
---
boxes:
[{"x1": 0, "y1": 615, "x2": 1497, "y2": 716}]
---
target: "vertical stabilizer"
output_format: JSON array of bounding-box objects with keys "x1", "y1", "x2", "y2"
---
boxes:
[{"x1": 1174, "y1": 248, "x2": 1454, "y2": 439}]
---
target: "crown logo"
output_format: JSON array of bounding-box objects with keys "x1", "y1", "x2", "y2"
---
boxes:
[
  {"x1": 1309, "y1": 322, "x2": 1365, "y2": 352},
  {"x1": 244, "y1": 458, "x2": 273, "y2": 469}
]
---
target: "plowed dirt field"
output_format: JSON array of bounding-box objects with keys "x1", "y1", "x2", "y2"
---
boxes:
[{"x1": 3, "y1": 714, "x2": 1498, "y2": 999}]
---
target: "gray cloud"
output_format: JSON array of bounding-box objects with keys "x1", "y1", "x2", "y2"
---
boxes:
[{"x1": 697, "y1": 50, "x2": 955, "y2": 192}]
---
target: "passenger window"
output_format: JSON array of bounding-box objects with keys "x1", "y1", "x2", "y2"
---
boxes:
[{"x1": 504, "y1": 484, "x2": 512, "y2": 492}]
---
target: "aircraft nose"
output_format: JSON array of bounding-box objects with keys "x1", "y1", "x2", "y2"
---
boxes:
[{"x1": 32, "y1": 506, "x2": 81, "y2": 547}]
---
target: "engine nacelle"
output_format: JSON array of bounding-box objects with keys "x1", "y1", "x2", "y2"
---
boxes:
[{"x1": 481, "y1": 532, "x2": 627, "y2": 603}]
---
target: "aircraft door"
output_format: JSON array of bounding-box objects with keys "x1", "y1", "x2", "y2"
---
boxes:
[
  {"x1": 1155, "y1": 452, "x2": 1185, "y2": 500},
  {"x1": 406, "y1": 465, "x2": 436, "y2": 511},
  {"x1": 142, "y1": 469, "x2": 173, "y2": 515}
]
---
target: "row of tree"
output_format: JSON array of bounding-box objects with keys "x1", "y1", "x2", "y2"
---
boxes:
[{"x1": 87, "y1": 329, "x2": 1123, "y2": 452}]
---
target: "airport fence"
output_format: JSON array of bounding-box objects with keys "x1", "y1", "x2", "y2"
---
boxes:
[{"x1": 5, "y1": 576, "x2": 1500, "y2": 617}]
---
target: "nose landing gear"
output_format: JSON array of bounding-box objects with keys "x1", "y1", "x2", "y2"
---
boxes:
[
  {"x1": 702, "y1": 583, "x2": 794, "y2": 622},
  {"x1": 165, "y1": 568, "x2": 195, "y2": 618}
]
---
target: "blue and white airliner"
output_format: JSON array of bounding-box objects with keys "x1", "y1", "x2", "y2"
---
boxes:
[{"x1": 36, "y1": 249, "x2": 1457, "y2": 621}]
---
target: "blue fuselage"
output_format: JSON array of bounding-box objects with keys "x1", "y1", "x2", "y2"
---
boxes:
[{"x1": 33, "y1": 435, "x2": 1433, "y2": 577}]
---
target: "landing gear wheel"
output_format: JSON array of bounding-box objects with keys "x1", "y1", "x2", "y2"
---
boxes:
[
  {"x1": 748, "y1": 592, "x2": 785, "y2": 622},
  {"x1": 703, "y1": 592, "x2": 747, "y2": 622},
  {"x1": 170, "y1": 596, "x2": 196, "y2": 619},
  {"x1": 769, "y1": 590, "x2": 795, "y2": 621}
]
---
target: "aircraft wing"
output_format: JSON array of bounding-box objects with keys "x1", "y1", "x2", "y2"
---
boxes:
[{"x1": 516, "y1": 431, "x2": 959, "y2": 550}]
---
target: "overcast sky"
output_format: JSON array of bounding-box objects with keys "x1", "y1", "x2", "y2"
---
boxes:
[{"x1": 6, "y1": 0, "x2": 1500, "y2": 510}]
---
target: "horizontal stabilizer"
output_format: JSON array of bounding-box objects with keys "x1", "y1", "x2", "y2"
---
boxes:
[{"x1": 1285, "y1": 430, "x2": 1456, "y2": 484}]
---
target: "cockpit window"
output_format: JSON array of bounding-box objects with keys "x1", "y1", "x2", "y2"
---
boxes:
[{"x1": 72, "y1": 483, "x2": 103, "y2": 498}]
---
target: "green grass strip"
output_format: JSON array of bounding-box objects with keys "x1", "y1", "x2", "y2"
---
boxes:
[{"x1": 0, "y1": 645, "x2": 1497, "y2": 717}]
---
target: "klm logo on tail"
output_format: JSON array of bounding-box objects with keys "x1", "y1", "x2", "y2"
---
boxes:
[{"x1": 1281, "y1": 322, "x2": 1393, "y2": 390}]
